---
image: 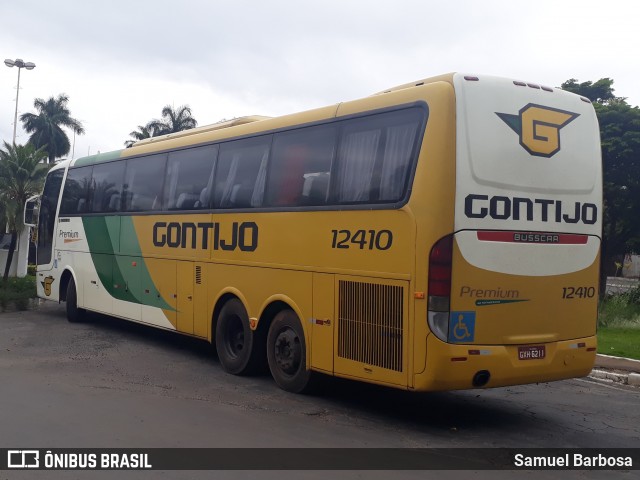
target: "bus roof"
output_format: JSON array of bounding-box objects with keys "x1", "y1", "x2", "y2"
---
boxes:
[
  {"x1": 133, "y1": 115, "x2": 272, "y2": 147},
  {"x1": 70, "y1": 116, "x2": 273, "y2": 168},
  {"x1": 373, "y1": 73, "x2": 456, "y2": 95}
]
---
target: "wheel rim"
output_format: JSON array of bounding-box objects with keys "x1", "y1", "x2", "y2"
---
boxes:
[
  {"x1": 273, "y1": 327, "x2": 301, "y2": 375},
  {"x1": 224, "y1": 315, "x2": 245, "y2": 358}
]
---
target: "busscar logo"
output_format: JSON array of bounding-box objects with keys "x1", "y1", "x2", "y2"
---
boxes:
[{"x1": 496, "y1": 104, "x2": 579, "y2": 157}]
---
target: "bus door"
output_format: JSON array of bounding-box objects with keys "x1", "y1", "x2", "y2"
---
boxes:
[{"x1": 35, "y1": 169, "x2": 64, "y2": 298}]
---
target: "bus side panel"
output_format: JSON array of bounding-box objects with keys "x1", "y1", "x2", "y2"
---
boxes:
[
  {"x1": 333, "y1": 276, "x2": 409, "y2": 388},
  {"x1": 311, "y1": 272, "x2": 335, "y2": 374}
]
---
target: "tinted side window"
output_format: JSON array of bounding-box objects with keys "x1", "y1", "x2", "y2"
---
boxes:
[
  {"x1": 265, "y1": 125, "x2": 336, "y2": 207},
  {"x1": 60, "y1": 166, "x2": 93, "y2": 215},
  {"x1": 164, "y1": 145, "x2": 218, "y2": 210},
  {"x1": 123, "y1": 154, "x2": 167, "y2": 212},
  {"x1": 213, "y1": 137, "x2": 271, "y2": 209},
  {"x1": 90, "y1": 161, "x2": 125, "y2": 213},
  {"x1": 333, "y1": 108, "x2": 423, "y2": 204}
]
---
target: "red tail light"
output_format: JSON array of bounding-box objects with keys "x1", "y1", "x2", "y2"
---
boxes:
[
  {"x1": 428, "y1": 235, "x2": 453, "y2": 297},
  {"x1": 428, "y1": 235, "x2": 454, "y2": 341}
]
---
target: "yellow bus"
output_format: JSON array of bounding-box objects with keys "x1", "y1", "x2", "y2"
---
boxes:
[{"x1": 30, "y1": 73, "x2": 602, "y2": 393}]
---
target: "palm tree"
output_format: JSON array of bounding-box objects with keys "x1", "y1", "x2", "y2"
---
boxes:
[
  {"x1": 124, "y1": 123, "x2": 159, "y2": 148},
  {"x1": 149, "y1": 105, "x2": 197, "y2": 135},
  {"x1": 20, "y1": 94, "x2": 85, "y2": 164},
  {"x1": 0, "y1": 142, "x2": 49, "y2": 280}
]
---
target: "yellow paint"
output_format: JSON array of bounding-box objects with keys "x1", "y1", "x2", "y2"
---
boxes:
[
  {"x1": 311, "y1": 273, "x2": 335, "y2": 373},
  {"x1": 450, "y1": 242, "x2": 598, "y2": 345},
  {"x1": 177, "y1": 261, "x2": 194, "y2": 334},
  {"x1": 520, "y1": 105, "x2": 577, "y2": 156},
  {"x1": 415, "y1": 333, "x2": 596, "y2": 391}
]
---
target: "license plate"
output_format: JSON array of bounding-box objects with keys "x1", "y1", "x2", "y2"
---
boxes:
[{"x1": 518, "y1": 345, "x2": 546, "y2": 360}]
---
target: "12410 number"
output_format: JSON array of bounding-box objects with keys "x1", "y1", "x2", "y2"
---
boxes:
[
  {"x1": 331, "y1": 229, "x2": 393, "y2": 250},
  {"x1": 562, "y1": 286, "x2": 596, "y2": 299}
]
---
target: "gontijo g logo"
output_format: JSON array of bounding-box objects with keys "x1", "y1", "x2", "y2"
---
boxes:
[{"x1": 496, "y1": 104, "x2": 579, "y2": 158}]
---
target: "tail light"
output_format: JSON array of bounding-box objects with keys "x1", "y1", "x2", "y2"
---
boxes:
[{"x1": 428, "y1": 235, "x2": 453, "y2": 342}]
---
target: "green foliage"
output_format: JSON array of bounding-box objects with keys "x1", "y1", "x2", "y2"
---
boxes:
[
  {"x1": 561, "y1": 78, "x2": 640, "y2": 275},
  {"x1": 597, "y1": 327, "x2": 640, "y2": 360},
  {"x1": 598, "y1": 289, "x2": 640, "y2": 328},
  {"x1": 126, "y1": 105, "x2": 198, "y2": 146},
  {"x1": 0, "y1": 142, "x2": 49, "y2": 229},
  {"x1": 0, "y1": 275, "x2": 37, "y2": 311},
  {"x1": 20, "y1": 94, "x2": 85, "y2": 164},
  {"x1": 124, "y1": 123, "x2": 160, "y2": 148},
  {"x1": 0, "y1": 142, "x2": 49, "y2": 280},
  {"x1": 626, "y1": 286, "x2": 640, "y2": 305},
  {"x1": 561, "y1": 78, "x2": 619, "y2": 104}
]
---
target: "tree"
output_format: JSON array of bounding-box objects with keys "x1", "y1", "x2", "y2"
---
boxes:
[
  {"x1": 561, "y1": 78, "x2": 619, "y2": 105},
  {"x1": 0, "y1": 142, "x2": 49, "y2": 280},
  {"x1": 149, "y1": 105, "x2": 197, "y2": 135},
  {"x1": 124, "y1": 123, "x2": 159, "y2": 148},
  {"x1": 20, "y1": 94, "x2": 85, "y2": 164},
  {"x1": 561, "y1": 79, "x2": 640, "y2": 283}
]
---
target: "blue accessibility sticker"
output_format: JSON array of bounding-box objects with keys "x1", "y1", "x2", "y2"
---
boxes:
[{"x1": 448, "y1": 311, "x2": 476, "y2": 343}]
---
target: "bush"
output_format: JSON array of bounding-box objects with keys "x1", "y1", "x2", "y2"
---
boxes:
[
  {"x1": 599, "y1": 288, "x2": 640, "y2": 328},
  {"x1": 0, "y1": 275, "x2": 37, "y2": 311},
  {"x1": 626, "y1": 286, "x2": 640, "y2": 305}
]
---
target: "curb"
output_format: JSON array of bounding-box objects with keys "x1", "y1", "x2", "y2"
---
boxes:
[
  {"x1": 588, "y1": 354, "x2": 640, "y2": 387},
  {"x1": 589, "y1": 369, "x2": 640, "y2": 387},
  {"x1": 595, "y1": 353, "x2": 640, "y2": 372}
]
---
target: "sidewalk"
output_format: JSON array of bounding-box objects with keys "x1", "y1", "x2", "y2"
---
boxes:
[{"x1": 591, "y1": 354, "x2": 640, "y2": 386}]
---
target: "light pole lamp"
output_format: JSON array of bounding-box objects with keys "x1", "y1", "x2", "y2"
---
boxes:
[{"x1": 4, "y1": 58, "x2": 36, "y2": 145}]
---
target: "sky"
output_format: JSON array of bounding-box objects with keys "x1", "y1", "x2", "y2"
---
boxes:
[{"x1": 1, "y1": 0, "x2": 639, "y2": 161}]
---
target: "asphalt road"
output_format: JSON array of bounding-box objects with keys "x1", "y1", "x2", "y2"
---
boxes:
[{"x1": 1, "y1": 301, "x2": 639, "y2": 479}]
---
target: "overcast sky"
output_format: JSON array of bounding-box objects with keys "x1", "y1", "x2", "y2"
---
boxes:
[{"x1": 1, "y1": 0, "x2": 638, "y2": 161}]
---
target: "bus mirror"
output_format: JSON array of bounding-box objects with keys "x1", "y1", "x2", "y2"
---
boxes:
[{"x1": 24, "y1": 195, "x2": 40, "y2": 227}]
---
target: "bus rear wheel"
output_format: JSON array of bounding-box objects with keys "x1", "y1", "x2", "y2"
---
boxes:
[
  {"x1": 267, "y1": 309, "x2": 313, "y2": 393},
  {"x1": 215, "y1": 298, "x2": 256, "y2": 375},
  {"x1": 66, "y1": 277, "x2": 85, "y2": 323}
]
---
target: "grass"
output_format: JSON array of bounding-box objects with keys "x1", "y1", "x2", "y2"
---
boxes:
[
  {"x1": 0, "y1": 275, "x2": 37, "y2": 311},
  {"x1": 598, "y1": 288, "x2": 640, "y2": 361},
  {"x1": 597, "y1": 327, "x2": 640, "y2": 360}
]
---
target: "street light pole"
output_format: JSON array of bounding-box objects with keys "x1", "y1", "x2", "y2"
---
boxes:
[{"x1": 4, "y1": 58, "x2": 36, "y2": 145}]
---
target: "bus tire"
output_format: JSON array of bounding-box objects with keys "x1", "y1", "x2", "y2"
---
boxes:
[
  {"x1": 267, "y1": 309, "x2": 314, "y2": 393},
  {"x1": 215, "y1": 298, "x2": 255, "y2": 375},
  {"x1": 66, "y1": 277, "x2": 85, "y2": 323}
]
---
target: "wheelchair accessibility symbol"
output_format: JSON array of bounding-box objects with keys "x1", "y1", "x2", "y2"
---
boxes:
[{"x1": 448, "y1": 311, "x2": 476, "y2": 343}]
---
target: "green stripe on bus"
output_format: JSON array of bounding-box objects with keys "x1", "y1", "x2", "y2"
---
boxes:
[
  {"x1": 82, "y1": 216, "x2": 174, "y2": 311},
  {"x1": 73, "y1": 149, "x2": 123, "y2": 167}
]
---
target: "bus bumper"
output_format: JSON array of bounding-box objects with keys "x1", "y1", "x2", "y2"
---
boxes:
[{"x1": 413, "y1": 334, "x2": 597, "y2": 391}]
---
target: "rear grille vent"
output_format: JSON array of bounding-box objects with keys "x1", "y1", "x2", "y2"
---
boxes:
[
  {"x1": 338, "y1": 280, "x2": 404, "y2": 372},
  {"x1": 195, "y1": 266, "x2": 202, "y2": 285}
]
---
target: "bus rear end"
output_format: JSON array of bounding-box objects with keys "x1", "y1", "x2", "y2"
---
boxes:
[{"x1": 424, "y1": 74, "x2": 602, "y2": 390}]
